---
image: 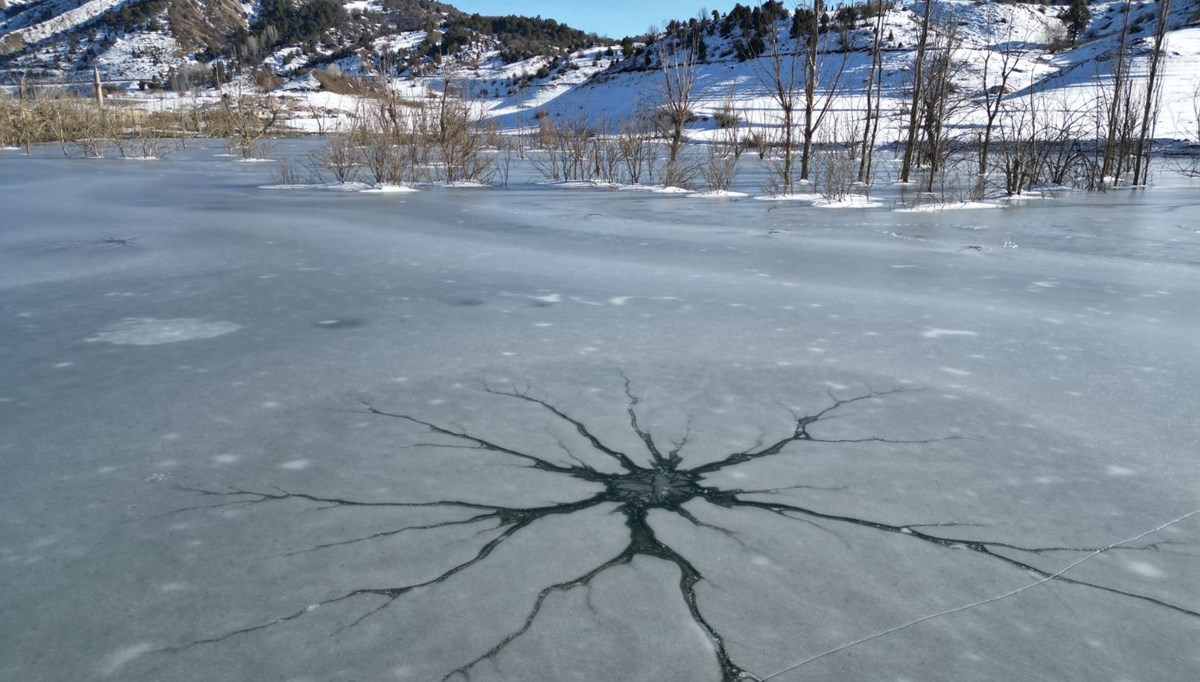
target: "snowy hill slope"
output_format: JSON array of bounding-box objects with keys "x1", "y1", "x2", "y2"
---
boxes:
[
  {"x1": 1, "y1": 1, "x2": 1197, "y2": 144},
  {"x1": 492, "y1": 1, "x2": 1200, "y2": 143},
  {"x1": 1, "y1": 0, "x2": 132, "y2": 55},
  {"x1": 0, "y1": 0, "x2": 607, "y2": 82}
]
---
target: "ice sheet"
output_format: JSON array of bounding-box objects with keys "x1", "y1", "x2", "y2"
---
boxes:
[{"x1": 1, "y1": 143, "x2": 1197, "y2": 681}]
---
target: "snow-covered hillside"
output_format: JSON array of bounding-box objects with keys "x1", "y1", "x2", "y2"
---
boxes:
[
  {"x1": 507, "y1": 1, "x2": 1200, "y2": 143},
  {"x1": 2, "y1": 1, "x2": 1198, "y2": 143},
  {"x1": 1, "y1": 0, "x2": 131, "y2": 56}
]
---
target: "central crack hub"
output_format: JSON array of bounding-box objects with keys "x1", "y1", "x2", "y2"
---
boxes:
[{"x1": 607, "y1": 469, "x2": 698, "y2": 507}]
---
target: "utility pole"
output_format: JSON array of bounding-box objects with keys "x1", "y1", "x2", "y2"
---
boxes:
[{"x1": 93, "y1": 66, "x2": 104, "y2": 109}]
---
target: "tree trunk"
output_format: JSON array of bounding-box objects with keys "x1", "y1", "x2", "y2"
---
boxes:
[
  {"x1": 1132, "y1": 0, "x2": 1171, "y2": 186},
  {"x1": 900, "y1": 0, "x2": 934, "y2": 184}
]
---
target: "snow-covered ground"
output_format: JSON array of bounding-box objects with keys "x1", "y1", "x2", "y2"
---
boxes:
[
  {"x1": 1, "y1": 141, "x2": 1197, "y2": 682},
  {"x1": 513, "y1": 1, "x2": 1200, "y2": 143},
  {"x1": 249, "y1": 0, "x2": 1200, "y2": 145},
  {"x1": 92, "y1": 31, "x2": 183, "y2": 82},
  {"x1": 0, "y1": 0, "x2": 130, "y2": 55}
]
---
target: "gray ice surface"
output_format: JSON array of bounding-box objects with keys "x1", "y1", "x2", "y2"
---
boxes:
[{"x1": 1, "y1": 143, "x2": 1198, "y2": 682}]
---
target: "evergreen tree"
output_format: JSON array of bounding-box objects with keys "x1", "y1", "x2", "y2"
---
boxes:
[{"x1": 1062, "y1": 0, "x2": 1091, "y2": 45}]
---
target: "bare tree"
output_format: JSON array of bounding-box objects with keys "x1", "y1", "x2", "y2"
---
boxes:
[
  {"x1": 1176, "y1": 82, "x2": 1200, "y2": 178},
  {"x1": 0, "y1": 89, "x2": 17, "y2": 149},
  {"x1": 798, "y1": 1, "x2": 850, "y2": 183},
  {"x1": 218, "y1": 87, "x2": 285, "y2": 159},
  {"x1": 996, "y1": 88, "x2": 1043, "y2": 196},
  {"x1": 993, "y1": 83, "x2": 1093, "y2": 196},
  {"x1": 900, "y1": 0, "x2": 935, "y2": 184},
  {"x1": 752, "y1": 16, "x2": 802, "y2": 194},
  {"x1": 1099, "y1": 0, "x2": 1135, "y2": 187},
  {"x1": 1039, "y1": 90, "x2": 1091, "y2": 189},
  {"x1": 976, "y1": 4, "x2": 1031, "y2": 197},
  {"x1": 590, "y1": 117, "x2": 625, "y2": 184},
  {"x1": 700, "y1": 100, "x2": 743, "y2": 193},
  {"x1": 1131, "y1": 0, "x2": 1172, "y2": 185},
  {"x1": 857, "y1": 0, "x2": 890, "y2": 186},
  {"x1": 432, "y1": 77, "x2": 495, "y2": 184},
  {"x1": 174, "y1": 91, "x2": 203, "y2": 149},
  {"x1": 616, "y1": 105, "x2": 658, "y2": 185},
  {"x1": 654, "y1": 24, "x2": 700, "y2": 188},
  {"x1": 1195, "y1": 80, "x2": 1200, "y2": 145},
  {"x1": 917, "y1": 19, "x2": 966, "y2": 194}
]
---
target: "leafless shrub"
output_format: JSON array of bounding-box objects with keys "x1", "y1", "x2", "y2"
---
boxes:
[
  {"x1": 700, "y1": 110, "x2": 742, "y2": 193},
  {"x1": 271, "y1": 158, "x2": 304, "y2": 185},
  {"x1": 532, "y1": 114, "x2": 594, "y2": 182},
  {"x1": 0, "y1": 86, "x2": 191, "y2": 158},
  {"x1": 760, "y1": 125, "x2": 795, "y2": 196},
  {"x1": 742, "y1": 129, "x2": 769, "y2": 160},
  {"x1": 813, "y1": 117, "x2": 859, "y2": 202},
  {"x1": 591, "y1": 134, "x2": 623, "y2": 184},
  {"x1": 133, "y1": 126, "x2": 168, "y2": 159},
  {"x1": 215, "y1": 89, "x2": 285, "y2": 159},
  {"x1": 1042, "y1": 21, "x2": 1072, "y2": 53},
  {"x1": 432, "y1": 88, "x2": 495, "y2": 184},
  {"x1": 615, "y1": 106, "x2": 658, "y2": 185},
  {"x1": 492, "y1": 134, "x2": 516, "y2": 187},
  {"x1": 311, "y1": 130, "x2": 361, "y2": 184},
  {"x1": 713, "y1": 102, "x2": 740, "y2": 130},
  {"x1": 357, "y1": 105, "x2": 408, "y2": 186},
  {"x1": 1169, "y1": 83, "x2": 1200, "y2": 179}
]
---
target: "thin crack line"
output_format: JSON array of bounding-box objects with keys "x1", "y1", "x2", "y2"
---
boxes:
[
  {"x1": 484, "y1": 384, "x2": 643, "y2": 472},
  {"x1": 757, "y1": 507, "x2": 1200, "y2": 681},
  {"x1": 690, "y1": 389, "x2": 937, "y2": 475},
  {"x1": 730, "y1": 497, "x2": 1197, "y2": 616},
  {"x1": 620, "y1": 373, "x2": 672, "y2": 468},
  {"x1": 283, "y1": 514, "x2": 500, "y2": 556},
  {"x1": 361, "y1": 402, "x2": 590, "y2": 478}
]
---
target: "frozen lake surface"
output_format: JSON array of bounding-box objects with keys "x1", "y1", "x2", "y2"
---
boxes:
[{"x1": 2, "y1": 144, "x2": 1198, "y2": 681}]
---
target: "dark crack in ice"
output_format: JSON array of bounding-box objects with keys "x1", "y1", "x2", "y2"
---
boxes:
[{"x1": 164, "y1": 379, "x2": 1198, "y2": 681}]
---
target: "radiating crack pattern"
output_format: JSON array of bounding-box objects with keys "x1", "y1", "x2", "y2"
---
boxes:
[{"x1": 166, "y1": 380, "x2": 1197, "y2": 681}]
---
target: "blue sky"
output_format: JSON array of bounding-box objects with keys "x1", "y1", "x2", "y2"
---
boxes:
[{"x1": 448, "y1": 1, "x2": 728, "y2": 39}]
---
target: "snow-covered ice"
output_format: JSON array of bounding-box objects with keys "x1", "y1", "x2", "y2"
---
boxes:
[{"x1": 85, "y1": 318, "x2": 242, "y2": 345}]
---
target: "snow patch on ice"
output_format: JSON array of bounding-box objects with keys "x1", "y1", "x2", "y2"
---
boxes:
[
  {"x1": 1125, "y1": 561, "x2": 1165, "y2": 579},
  {"x1": 361, "y1": 184, "x2": 419, "y2": 193},
  {"x1": 895, "y1": 201, "x2": 1001, "y2": 213},
  {"x1": 86, "y1": 319, "x2": 241, "y2": 345},
  {"x1": 923, "y1": 328, "x2": 979, "y2": 339},
  {"x1": 753, "y1": 193, "x2": 820, "y2": 202},
  {"x1": 99, "y1": 643, "x2": 153, "y2": 676},
  {"x1": 813, "y1": 195, "x2": 882, "y2": 209}
]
